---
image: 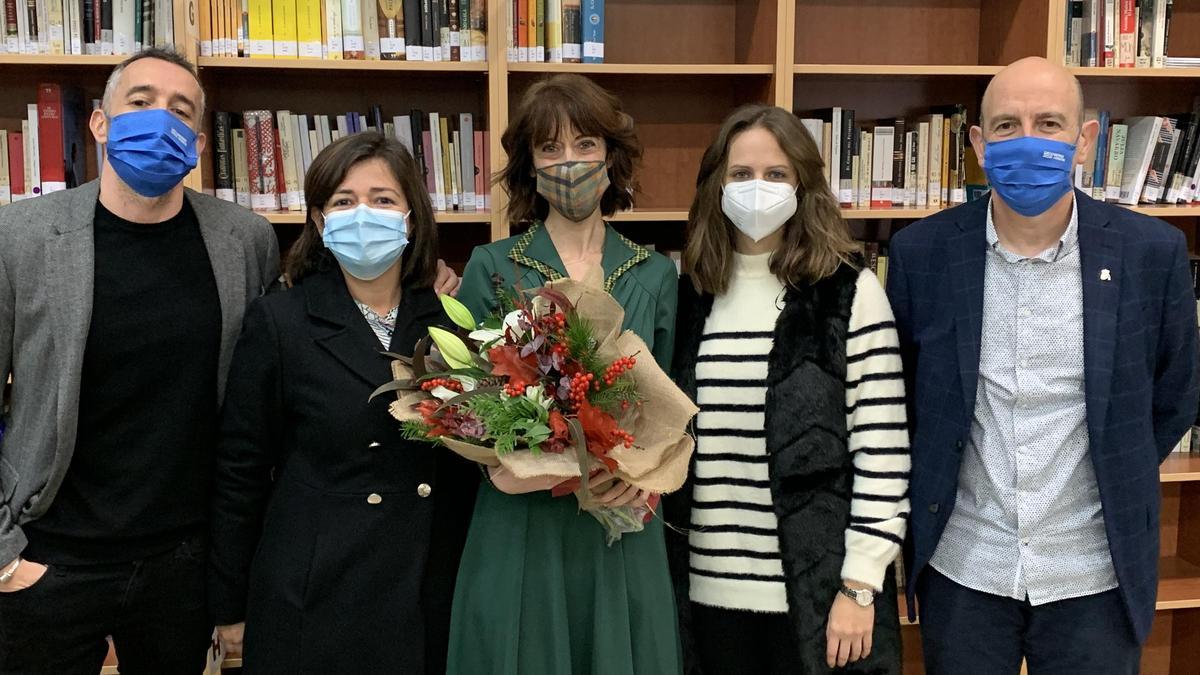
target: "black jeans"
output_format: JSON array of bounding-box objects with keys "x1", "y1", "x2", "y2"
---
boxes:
[
  {"x1": 0, "y1": 536, "x2": 211, "y2": 675},
  {"x1": 917, "y1": 566, "x2": 1141, "y2": 675}
]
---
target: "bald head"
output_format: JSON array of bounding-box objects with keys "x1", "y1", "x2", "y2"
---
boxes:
[{"x1": 980, "y1": 57, "x2": 1085, "y2": 137}]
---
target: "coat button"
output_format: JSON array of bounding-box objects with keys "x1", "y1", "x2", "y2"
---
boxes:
[
  {"x1": 955, "y1": 440, "x2": 964, "y2": 450},
  {"x1": 368, "y1": 442, "x2": 381, "y2": 449},
  {"x1": 417, "y1": 483, "x2": 432, "y2": 498},
  {"x1": 367, "y1": 493, "x2": 383, "y2": 505},
  {"x1": 929, "y1": 503, "x2": 940, "y2": 514}
]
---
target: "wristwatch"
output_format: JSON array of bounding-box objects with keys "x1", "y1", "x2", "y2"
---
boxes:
[{"x1": 839, "y1": 585, "x2": 876, "y2": 607}]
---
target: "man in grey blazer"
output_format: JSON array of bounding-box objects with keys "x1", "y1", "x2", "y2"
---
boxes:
[{"x1": 0, "y1": 48, "x2": 457, "y2": 674}]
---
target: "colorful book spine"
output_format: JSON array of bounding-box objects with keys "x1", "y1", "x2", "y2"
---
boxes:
[
  {"x1": 447, "y1": 0, "x2": 458, "y2": 60},
  {"x1": 377, "y1": 0, "x2": 403, "y2": 59},
  {"x1": 232, "y1": 126, "x2": 251, "y2": 208},
  {"x1": 8, "y1": 131, "x2": 23, "y2": 201},
  {"x1": 273, "y1": 0, "x2": 297, "y2": 56},
  {"x1": 37, "y1": 87, "x2": 68, "y2": 193},
  {"x1": 247, "y1": 0, "x2": 271, "y2": 55},
  {"x1": 297, "y1": 0, "x2": 321, "y2": 56},
  {"x1": 580, "y1": 0, "x2": 600, "y2": 63},
  {"x1": 341, "y1": 0, "x2": 363, "y2": 57}
]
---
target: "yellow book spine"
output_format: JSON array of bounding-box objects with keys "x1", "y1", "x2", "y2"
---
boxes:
[
  {"x1": 297, "y1": 0, "x2": 322, "y2": 57},
  {"x1": 248, "y1": 0, "x2": 274, "y2": 56},
  {"x1": 361, "y1": 0, "x2": 379, "y2": 59},
  {"x1": 324, "y1": 0, "x2": 342, "y2": 58},
  {"x1": 440, "y1": 116, "x2": 453, "y2": 207},
  {"x1": 200, "y1": 0, "x2": 213, "y2": 55},
  {"x1": 272, "y1": 0, "x2": 299, "y2": 57}
]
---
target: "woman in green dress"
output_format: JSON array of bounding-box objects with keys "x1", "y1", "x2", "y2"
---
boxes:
[{"x1": 446, "y1": 73, "x2": 682, "y2": 674}]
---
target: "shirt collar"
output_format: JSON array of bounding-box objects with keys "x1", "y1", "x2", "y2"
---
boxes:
[{"x1": 985, "y1": 193, "x2": 1079, "y2": 264}]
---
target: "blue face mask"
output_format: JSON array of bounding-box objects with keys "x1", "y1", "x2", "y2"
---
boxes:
[
  {"x1": 106, "y1": 109, "x2": 200, "y2": 198},
  {"x1": 322, "y1": 204, "x2": 410, "y2": 281},
  {"x1": 983, "y1": 136, "x2": 1077, "y2": 217}
]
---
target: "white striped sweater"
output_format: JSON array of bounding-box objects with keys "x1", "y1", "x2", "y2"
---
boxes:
[{"x1": 688, "y1": 252, "x2": 910, "y2": 614}]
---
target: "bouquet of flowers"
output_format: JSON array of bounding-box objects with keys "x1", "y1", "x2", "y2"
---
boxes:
[{"x1": 372, "y1": 277, "x2": 698, "y2": 544}]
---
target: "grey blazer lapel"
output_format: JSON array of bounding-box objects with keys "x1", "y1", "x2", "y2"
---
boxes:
[
  {"x1": 48, "y1": 180, "x2": 99, "y2": 470},
  {"x1": 187, "y1": 189, "x2": 246, "y2": 400}
]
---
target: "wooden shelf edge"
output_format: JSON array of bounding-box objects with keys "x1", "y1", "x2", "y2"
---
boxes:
[
  {"x1": 260, "y1": 211, "x2": 491, "y2": 224},
  {"x1": 610, "y1": 209, "x2": 690, "y2": 222},
  {"x1": 793, "y1": 64, "x2": 1003, "y2": 77},
  {"x1": 1071, "y1": 66, "x2": 1200, "y2": 78},
  {"x1": 0, "y1": 54, "x2": 126, "y2": 66},
  {"x1": 506, "y1": 62, "x2": 774, "y2": 75},
  {"x1": 197, "y1": 57, "x2": 487, "y2": 72},
  {"x1": 840, "y1": 205, "x2": 1200, "y2": 220},
  {"x1": 1161, "y1": 455, "x2": 1200, "y2": 482},
  {"x1": 1157, "y1": 557, "x2": 1200, "y2": 610}
]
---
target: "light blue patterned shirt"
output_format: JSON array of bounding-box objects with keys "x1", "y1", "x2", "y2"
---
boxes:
[{"x1": 930, "y1": 196, "x2": 1119, "y2": 605}]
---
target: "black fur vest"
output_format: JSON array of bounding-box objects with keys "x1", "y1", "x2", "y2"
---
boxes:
[{"x1": 664, "y1": 262, "x2": 902, "y2": 674}]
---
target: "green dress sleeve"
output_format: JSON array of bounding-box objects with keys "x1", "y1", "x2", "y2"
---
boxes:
[
  {"x1": 651, "y1": 262, "x2": 678, "y2": 370},
  {"x1": 458, "y1": 246, "x2": 502, "y2": 326}
]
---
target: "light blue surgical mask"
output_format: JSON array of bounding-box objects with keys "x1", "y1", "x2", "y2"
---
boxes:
[
  {"x1": 321, "y1": 204, "x2": 410, "y2": 281},
  {"x1": 983, "y1": 136, "x2": 1077, "y2": 217},
  {"x1": 106, "y1": 109, "x2": 199, "y2": 198}
]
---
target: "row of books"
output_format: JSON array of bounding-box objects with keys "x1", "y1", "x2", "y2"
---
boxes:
[
  {"x1": 1075, "y1": 99, "x2": 1200, "y2": 206},
  {"x1": 211, "y1": 108, "x2": 490, "y2": 213},
  {"x1": 798, "y1": 106, "x2": 973, "y2": 210},
  {"x1": 505, "y1": 0, "x2": 601, "y2": 64},
  {"x1": 3, "y1": 0, "x2": 175, "y2": 55},
  {"x1": 1063, "y1": 0, "x2": 1177, "y2": 68},
  {"x1": 1170, "y1": 426, "x2": 1200, "y2": 453},
  {"x1": 0, "y1": 84, "x2": 93, "y2": 204},
  {"x1": 201, "y1": 0, "x2": 487, "y2": 61}
]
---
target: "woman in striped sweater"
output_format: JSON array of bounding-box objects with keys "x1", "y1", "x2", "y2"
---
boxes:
[{"x1": 664, "y1": 104, "x2": 910, "y2": 674}]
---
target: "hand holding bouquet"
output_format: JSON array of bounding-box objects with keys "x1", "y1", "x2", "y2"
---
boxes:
[{"x1": 372, "y1": 278, "x2": 698, "y2": 544}]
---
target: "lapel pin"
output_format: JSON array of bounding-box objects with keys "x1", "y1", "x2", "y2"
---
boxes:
[{"x1": 1100, "y1": 268, "x2": 1112, "y2": 281}]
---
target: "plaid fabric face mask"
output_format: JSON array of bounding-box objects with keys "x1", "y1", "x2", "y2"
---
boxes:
[{"x1": 535, "y1": 160, "x2": 611, "y2": 222}]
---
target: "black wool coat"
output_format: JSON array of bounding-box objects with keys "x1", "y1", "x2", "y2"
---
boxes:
[
  {"x1": 663, "y1": 262, "x2": 902, "y2": 674},
  {"x1": 208, "y1": 266, "x2": 479, "y2": 675}
]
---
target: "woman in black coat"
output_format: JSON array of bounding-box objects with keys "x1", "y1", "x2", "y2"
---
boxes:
[{"x1": 207, "y1": 132, "x2": 478, "y2": 674}]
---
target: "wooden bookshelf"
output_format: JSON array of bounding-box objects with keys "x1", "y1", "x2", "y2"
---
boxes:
[
  {"x1": 507, "y1": 63, "x2": 775, "y2": 75},
  {"x1": 262, "y1": 210, "x2": 492, "y2": 224},
  {"x1": 1071, "y1": 67, "x2": 1200, "y2": 79},
  {"x1": 0, "y1": 55, "x2": 127, "y2": 66},
  {"x1": 197, "y1": 56, "x2": 488, "y2": 72},
  {"x1": 792, "y1": 64, "x2": 1003, "y2": 77}
]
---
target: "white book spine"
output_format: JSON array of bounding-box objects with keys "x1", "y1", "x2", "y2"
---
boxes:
[
  {"x1": 916, "y1": 122, "x2": 929, "y2": 208},
  {"x1": 112, "y1": 0, "x2": 132, "y2": 53},
  {"x1": 26, "y1": 104, "x2": 40, "y2": 197},
  {"x1": 1151, "y1": 0, "x2": 1167, "y2": 68}
]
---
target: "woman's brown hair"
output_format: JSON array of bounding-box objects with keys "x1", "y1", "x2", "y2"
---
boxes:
[
  {"x1": 499, "y1": 73, "x2": 642, "y2": 224},
  {"x1": 286, "y1": 132, "x2": 438, "y2": 288},
  {"x1": 684, "y1": 104, "x2": 860, "y2": 295}
]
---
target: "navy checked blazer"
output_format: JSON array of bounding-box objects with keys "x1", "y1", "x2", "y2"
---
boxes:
[{"x1": 886, "y1": 190, "x2": 1200, "y2": 642}]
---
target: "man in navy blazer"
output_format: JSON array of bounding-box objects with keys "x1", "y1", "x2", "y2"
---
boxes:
[{"x1": 887, "y1": 57, "x2": 1199, "y2": 673}]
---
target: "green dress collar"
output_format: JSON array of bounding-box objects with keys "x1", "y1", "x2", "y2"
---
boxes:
[{"x1": 507, "y1": 221, "x2": 651, "y2": 293}]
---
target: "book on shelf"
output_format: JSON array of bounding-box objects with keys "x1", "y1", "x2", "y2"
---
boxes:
[
  {"x1": 204, "y1": 0, "x2": 484, "y2": 60},
  {"x1": 808, "y1": 105, "x2": 967, "y2": 212},
  {"x1": 510, "y1": 0, "x2": 593, "y2": 63},
  {"x1": 211, "y1": 107, "x2": 487, "y2": 214},
  {"x1": 1075, "y1": 98, "x2": 1200, "y2": 207},
  {"x1": 0, "y1": 0, "x2": 169, "y2": 53},
  {"x1": 0, "y1": 84, "x2": 91, "y2": 206},
  {"x1": 1064, "y1": 0, "x2": 1179, "y2": 69}
]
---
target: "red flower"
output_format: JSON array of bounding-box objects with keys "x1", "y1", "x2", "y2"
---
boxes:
[
  {"x1": 488, "y1": 344, "x2": 541, "y2": 384},
  {"x1": 577, "y1": 401, "x2": 622, "y2": 472},
  {"x1": 542, "y1": 409, "x2": 571, "y2": 454}
]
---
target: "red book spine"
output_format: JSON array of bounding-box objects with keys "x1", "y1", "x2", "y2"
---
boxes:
[
  {"x1": 242, "y1": 111, "x2": 264, "y2": 209},
  {"x1": 1118, "y1": 0, "x2": 1137, "y2": 68},
  {"x1": 482, "y1": 130, "x2": 489, "y2": 209},
  {"x1": 8, "y1": 131, "x2": 23, "y2": 197},
  {"x1": 92, "y1": 0, "x2": 102, "y2": 50},
  {"x1": 258, "y1": 111, "x2": 280, "y2": 210},
  {"x1": 36, "y1": 83, "x2": 66, "y2": 193},
  {"x1": 4, "y1": 0, "x2": 17, "y2": 41}
]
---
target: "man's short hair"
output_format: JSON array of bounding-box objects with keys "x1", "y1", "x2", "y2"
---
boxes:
[{"x1": 101, "y1": 48, "x2": 206, "y2": 124}]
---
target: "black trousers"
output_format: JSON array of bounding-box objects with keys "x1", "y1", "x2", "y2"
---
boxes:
[
  {"x1": 917, "y1": 566, "x2": 1141, "y2": 675},
  {"x1": 691, "y1": 602, "x2": 802, "y2": 674},
  {"x1": 0, "y1": 536, "x2": 211, "y2": 675}
]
